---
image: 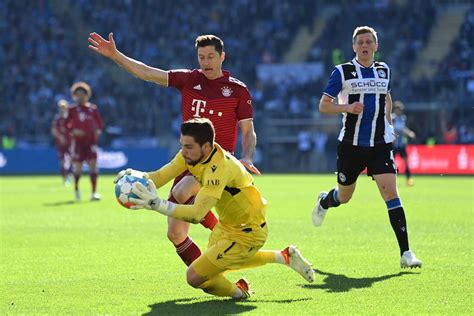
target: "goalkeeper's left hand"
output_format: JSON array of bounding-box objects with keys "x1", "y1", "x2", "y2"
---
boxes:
[
  {"x1": 130, "y1": 180, "x2": 176, "y2": 216},
  {"x1": 114, "y1": 168, "x2": 149, "y2": 184}
]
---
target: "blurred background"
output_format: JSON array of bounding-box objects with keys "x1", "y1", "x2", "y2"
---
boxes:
[{"x1": 1, "y1": 0, "x2": 473, "y2": 174}]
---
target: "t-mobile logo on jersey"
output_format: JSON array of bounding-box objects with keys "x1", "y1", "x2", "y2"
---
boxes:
[{"x1": 191, "y1": 99, "x2": 222, "y2": 117}]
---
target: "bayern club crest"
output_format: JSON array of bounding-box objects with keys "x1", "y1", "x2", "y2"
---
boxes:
[{"x1": 221, "y1": 86, "x2": 233, "y2": 97}]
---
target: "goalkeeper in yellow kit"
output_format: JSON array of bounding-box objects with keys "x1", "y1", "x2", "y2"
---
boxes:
[{"x1": 121, "y1": 118, "x2": 314, "y2": 299}]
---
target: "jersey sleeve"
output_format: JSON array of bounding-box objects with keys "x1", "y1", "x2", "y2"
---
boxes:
[
  {"x1": 171, "y1": 192, "x2": 218, "y2": 224},
  {"x1": 148, "y1": 151, "x2": 187, "y2": 188},
  {"x1": 237, "y1": 87, "x2": 253, "y2": 121},
  {"x1": 323, "y1": 68, "x2": 343, "y2": 99},
  {"x1": 199, "y1": 162, "x2": 228, "y2": 200},
  {"x1": 167, "y1": 69, "x2": 192, "y2": 90}
]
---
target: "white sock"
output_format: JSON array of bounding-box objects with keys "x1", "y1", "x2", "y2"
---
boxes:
[
  {"x1": 275, "y1": 251, "x2": 287, "y2": 264},
  {"x1": 233, "y1": 287, "x2": 244, "y2": 299}
]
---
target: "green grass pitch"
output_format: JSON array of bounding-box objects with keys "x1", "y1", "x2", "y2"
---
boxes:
[{"x1": 1, "y1": 174, "x2": 472, "y2": 314}]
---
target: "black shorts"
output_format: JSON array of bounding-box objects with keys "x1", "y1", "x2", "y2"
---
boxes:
[
  {"x1": 336, "y1": 142, "x2": 396, "y2": 185},
  {"x1": 393, "y1": 146, "x2": 408, "y2": 158}
]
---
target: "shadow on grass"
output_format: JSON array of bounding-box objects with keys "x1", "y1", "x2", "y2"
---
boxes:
[
  {"x1": 144, "y1": 297, "x2": 311, "y2": 315},
  {"x1": 252, "y1": 298, "x2": 312, "y2": 303},
  {"x1": 43, "y1": 200, "x2": 77, "y2": 207},
  {"x1": 144, "y1": 297, "x2": 256, "y2": 315},
  {"x1": 302, "y1": 269, "x2": 419, "y2": 293}
]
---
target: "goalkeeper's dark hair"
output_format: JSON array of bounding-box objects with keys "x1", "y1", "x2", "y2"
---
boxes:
[
  {"x1": 181, "y1": 118, "x2": 215, "y2": 147},
  {"x1": 195, "y1": 35, "x2": 224, "y2": 55}
]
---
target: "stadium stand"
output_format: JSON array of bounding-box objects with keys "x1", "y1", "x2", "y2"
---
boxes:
[{"x1": 1, "y1": 0, "x2": 472, "y2": 171}]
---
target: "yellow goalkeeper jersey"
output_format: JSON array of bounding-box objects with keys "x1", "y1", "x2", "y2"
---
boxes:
[{"x1": 148, "y1": 143, "x2": 267, "y2": 230}]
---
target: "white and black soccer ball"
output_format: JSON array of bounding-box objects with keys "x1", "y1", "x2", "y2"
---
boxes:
[{"x1": 114, "y1": 173, "x2": 149, "y2": 209}]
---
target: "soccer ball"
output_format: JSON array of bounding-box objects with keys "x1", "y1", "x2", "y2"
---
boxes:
[{"x1": 114, "y1": 173, "x2": 149, "y2": 209}]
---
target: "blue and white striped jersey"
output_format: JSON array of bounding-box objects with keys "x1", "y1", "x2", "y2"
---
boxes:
[
  {"x1": 393, "y1": 113, "x2": 408, "y2": 148},
  {"x1": 323, "y1": 58, "x2": 395, "y2": 147}
]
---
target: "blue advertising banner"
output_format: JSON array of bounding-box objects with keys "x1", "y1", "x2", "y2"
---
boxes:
[{"x1": 0, "y1": 147, "x2": 170, "y2": 175}]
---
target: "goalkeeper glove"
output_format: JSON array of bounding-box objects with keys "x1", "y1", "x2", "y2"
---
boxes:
[
  {"x1": 130, "y1": 180, "x2": 176, "y2": 216},
  {"x1": 113, "y1": 168, "x2": 149, "y2": 184}
]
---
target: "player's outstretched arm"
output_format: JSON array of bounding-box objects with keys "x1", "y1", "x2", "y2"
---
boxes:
[
  {"x1": 239, "y1": 120, "x2": 261, "y2": 175},
  {"x1": 385, "y1": 93, "x2": 393, "y2": 125},
  {"x1": 404, "y1": 127, "x2": 416, "y2": 139},
  {"x1": 88, "y1": 32, "x2": 168, "y2": 86},
  {"x1": 130, "y1": 182, "x2": 217, "y2": 224}
]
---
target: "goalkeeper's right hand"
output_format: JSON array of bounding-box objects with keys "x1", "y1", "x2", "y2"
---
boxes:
[
  {"x1": 129, "y1": 180, "x2": 176, "y2": 216},
  {"x1": 113, "y1": 168, "x2": 149, "y2": 184}
]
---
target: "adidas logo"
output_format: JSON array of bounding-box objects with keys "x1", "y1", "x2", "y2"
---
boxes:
[{"x1": 193, "y1": 84, "x2": 202, "y2": 90}]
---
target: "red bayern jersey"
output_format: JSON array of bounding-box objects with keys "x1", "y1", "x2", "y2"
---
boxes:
[
  {"x1": 66, "y1": 103, "x2": 104, "y2": 142},
  {"x1": 168, "y1": 69, "x2": 253, "y2": 153},
  {"x1": 52, "y1": 113, "x2": 70, "y2": 144}
]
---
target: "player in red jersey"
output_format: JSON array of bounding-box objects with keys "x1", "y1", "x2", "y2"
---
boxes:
[
  {"x1": 66, "y1": 82, "x2": 104, "y2": 201},
  {"x1": 89, "y1": 32, "x2": 260, "y2": 266},
  {"x1": 51, "y1": 99, "x2": 72, "y2": 185}
]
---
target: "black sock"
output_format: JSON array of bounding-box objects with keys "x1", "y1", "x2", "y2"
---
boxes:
[
  {"x1": 406, "y1": 166, "x2": 412, "y2": 179},
  {"x1": 387, "y1": 198, "x2": 410, "y2": 256},
  {"x1": 321, "y1": 188, "x2": 340, "y2": 209}
]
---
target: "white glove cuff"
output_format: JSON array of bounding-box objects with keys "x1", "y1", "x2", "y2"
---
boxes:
[{"x1": 150, "y1": 198, "x2": 176, "y2": 216}]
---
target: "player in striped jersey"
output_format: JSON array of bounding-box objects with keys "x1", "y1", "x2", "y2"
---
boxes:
[
  {"x1": 393, "y1": 100, "x2": 416, "y2": 186},
  {"x1": 89, "y1": 33, "x2": 260, "y2": 267},
  {"x1": 312, "y1": 26, "x2": 422, "y2": 268}
]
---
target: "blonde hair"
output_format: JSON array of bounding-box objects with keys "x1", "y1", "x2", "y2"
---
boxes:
[
  {"x1": 393, "y1": 101, "x2": 405, "y2": 110},
  {"x1": 57, "y1": 99, "x2": 69, "y2": 108},
  {"x1": 70, "y1": 81, "x2": 92, "y2": 100},
  {"x1": 352, "y1": 26, "x2": 378, "y2": 43}
]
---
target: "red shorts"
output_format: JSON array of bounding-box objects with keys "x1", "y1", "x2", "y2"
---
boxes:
[
  {"x1": 168, "y1": 170, "x2": 193, "y2": 200},
  {"x1": 70, "y1": 139, "x2": 98, "y2": 162},
  {"x1": 171, "y1": 170, "x2": 193, "y2": 188},
  {"x1": 56, "y1": 143, "x2": 70, "y2": 160}
]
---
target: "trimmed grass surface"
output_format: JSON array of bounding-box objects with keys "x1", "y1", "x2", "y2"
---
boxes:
[{"x1": 1, "y1": 175, "x2": 473, "y2": 314}]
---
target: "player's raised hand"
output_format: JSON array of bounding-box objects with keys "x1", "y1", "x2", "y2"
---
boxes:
[
  {"x1": 348, "y1": 102, "x2": 364, "y2": 115},
  {"x1": 240, "y1": 158, "x2": 262, "y2": 176},
  {"x1": 88, "y1": 32, "x2": 118, "y2": 59}
]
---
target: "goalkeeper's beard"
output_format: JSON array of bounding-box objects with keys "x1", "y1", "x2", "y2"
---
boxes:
[{"x1": 184, "y1": 151, "x2": 205, "y2": 166}]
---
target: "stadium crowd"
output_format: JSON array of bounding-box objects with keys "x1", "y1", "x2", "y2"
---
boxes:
[{"x1": 1, "y1": 0, "x2": 472, "y2": 150}]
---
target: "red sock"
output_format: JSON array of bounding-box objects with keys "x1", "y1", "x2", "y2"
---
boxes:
[
  {"x1": 201, "y1": 211, "x2": 218, "y2": 230},
  {"x1": 90, "y1": 172, "x2": 98, "y2": 192},
  {"x1": 74, "y1": 174, "x2": 81, "y2": 190},
  {"x1": 175, "y1": 236, "x2": 201, "y2": 266}
]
